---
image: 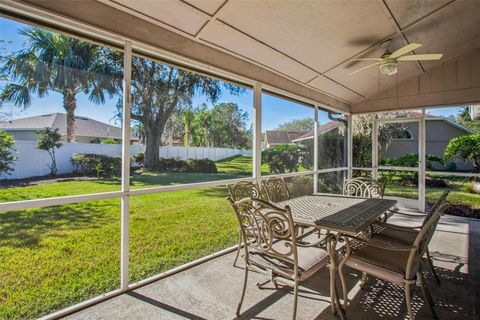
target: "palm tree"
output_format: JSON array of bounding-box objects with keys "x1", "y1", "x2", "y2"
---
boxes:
[
  {"x1": 192, "y1": 105, "x2": 214, "y2": 147},
  {"x1": 182, "y1": 106, "x2": 195, "y2": 147},
  {"x1": 0, "y1": 27, "x2": 120, "y2": 142}
]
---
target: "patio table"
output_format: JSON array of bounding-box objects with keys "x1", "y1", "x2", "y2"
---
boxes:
[{"x1": 277, "y1": 194, "x2": 397, "y2": 318}]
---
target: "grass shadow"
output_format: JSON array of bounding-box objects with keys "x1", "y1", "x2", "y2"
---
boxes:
[{"x1": 0, "y1": 200, "x2": 117, "y2": 248}]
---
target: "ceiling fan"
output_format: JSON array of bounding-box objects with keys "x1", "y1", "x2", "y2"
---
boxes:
[{"x1": 348, "y1": 39, "x2": 443, "y2": 76}]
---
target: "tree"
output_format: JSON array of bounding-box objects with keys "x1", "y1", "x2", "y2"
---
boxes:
[
  {"x1": 352, "y1": 112, "x2": 411, "y2": 167},
  {"x1": 0, "y1": 130, "x2": 16, "y2": 178},
  {"x1": 192, "y1": 104, "x2": 214, "y2": 147},
  {"x1": 208, "y1": 102, "x2": 250, "y2": 149},
  {"x1": 125, "y1": 57, "x2": 242, "y2": 170},
  {"x1": 276, "y1": 118, "x2": 314, "y2": 131},
  {"x1": 444, "y1": 134, "x2": 480, "y2": 174},
  {"x1": 0, "y1": 27, "x2": 120, "y2": 142},
  {"x1": 457, "y1": 107, "x2": 480, "y2": 134},
  {"x1": 182, "y1": 106, "x2": 195, "y2": 146},
  {"x1": 36, "y1": 127, "x2": 63, "y2": 176}
]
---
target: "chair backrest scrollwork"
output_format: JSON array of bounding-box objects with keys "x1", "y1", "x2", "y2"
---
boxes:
[
  {"x1": 227, "y1": 181, "x2": 262, "y2": 201},
  {"x1": 228, "y1": 197, "x2": 299, "y2": 276},
  {"x1": 261, "y1": 177, "x2": 291, "y2": 203},
  {"x1": 343, "y1": 177, "x2": 386, "y2": 199}
]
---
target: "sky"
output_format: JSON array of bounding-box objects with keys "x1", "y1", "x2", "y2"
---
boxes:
[{"x1": 0, "y1": 16, "x2": 464, "y2": 132}]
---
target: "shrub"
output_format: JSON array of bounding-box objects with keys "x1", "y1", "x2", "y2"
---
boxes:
[
  {"x1": 262, "y1": 144, "x2": 307, "y2": 174},
  {"x1": 0, "y1": 130, "x2": 16, "y2": 178},
  {"x1": 71, "y1": 153, "x2": 122, "y2": 177},
  {"x1": 148, "y1": 158, "x2": 217, "y2": 173},
  {"x1": 444, "y1": 134, "x2": 480, "y2": 174},
  {"x1": 186, "y1": 158, "x2": 217, "y2": 173},
  {"x1": 99, "y1": 138, "x2": 120, "y2": 144},
  {"x1": 285, "y1": 175, "x2": 313, "y2": 198},
  {"x1": 133, "y1": 152, "x2": 145, "y2": 164}
]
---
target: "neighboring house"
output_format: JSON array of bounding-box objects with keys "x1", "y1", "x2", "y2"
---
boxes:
[
  {"x1": 263, "y1": 121, "x2": 344, "y2": 148},
  {"x1": 382, "y1": 114, "x2": 472, "y2": 170},
  {"x1": 266, "y1": 115, "x2": 472, "y2": 171},
  {"x1": 262, "y1": 130, "x2": 307, "y2": 149},
  {"x1": 291, "y1": 121, "x2": 344, "y2": 143},
  {"x1": 0, "y1": 113, "x2": 140, "y2": 144},
  {"x1": 470, "y1": 105, "x2": 480, "y2": 120}
]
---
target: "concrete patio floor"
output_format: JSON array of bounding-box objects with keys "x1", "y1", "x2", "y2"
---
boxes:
[{"x1": 63, "y1": 199, "x2": 479, "y2": 320}]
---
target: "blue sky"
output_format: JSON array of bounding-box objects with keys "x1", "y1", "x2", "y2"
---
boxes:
[
  {"x1": 0, "y1": 17, "x2": 320, "y2": 131},
  {"x1": 0, "y1": 16, "x2": 464, "y2": 131}
]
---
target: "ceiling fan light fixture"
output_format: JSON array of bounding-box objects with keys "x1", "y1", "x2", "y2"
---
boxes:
[{"x1": 379, "y1": 62, "x2": 397, "y2": 75}]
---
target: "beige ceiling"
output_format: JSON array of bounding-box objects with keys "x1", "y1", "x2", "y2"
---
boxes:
[{"x1": 97, "y1": 0, "x2": 480, "y2": 106}]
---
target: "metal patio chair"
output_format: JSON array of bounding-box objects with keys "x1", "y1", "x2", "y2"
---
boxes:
[
  {"x1": 227, "y1": 180, "x2": 262, "y2": 267},
  {"x1": 370, "y1": 190, "x2": 450, "y2": 283},
  {"x1": 261, "y1": 176, "x2": 318, "y2": 238},
  {"x1": 261, "y1": 176, "x2": 291, "y2": 203},
  {"x1": 338, "y1": 202, "x2": 450, "y2": 320},
  {"x1": 343, "y1": 177, "x2": 387, "y2": 223},
  {"x1": 228, "y1": 197, "x2": 331, "y2": 320},
  {"x1": 343, "y1": 177, "x2": 386, "y2": 199}
]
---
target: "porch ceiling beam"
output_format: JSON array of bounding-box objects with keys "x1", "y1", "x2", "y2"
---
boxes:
[
  {"x1": 377, "y1": 0, "x2": 424, "y2": 73},
  {"x1": 8, "y1": 0, "x2": 351, "y2": 113}
]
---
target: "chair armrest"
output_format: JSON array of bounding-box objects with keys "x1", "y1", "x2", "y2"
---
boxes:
[
  {"x1": 296, "y1": 234, "x2": 331, "y2": 248},
  {"x1": 388, "y1": 210, "x2": 426, "y2": 218},
  {"x1": 372, "y1": 221, "x2": 421, "y2": 232},
  {"x1": 342, "y1": 234, "x2": 416, "y2": 252}
]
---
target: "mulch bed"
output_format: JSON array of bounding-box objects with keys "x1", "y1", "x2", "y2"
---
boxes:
[{"x1": 446, "y1": 205, "x2": 480, "y2": 220}]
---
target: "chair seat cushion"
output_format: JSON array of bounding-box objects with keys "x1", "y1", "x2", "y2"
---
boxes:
[
  {"x1": 341, "y1": 240, "x2": 419, "y2": 284},
  {"x1": 249, "y1": 241, "x2": 329, "y2": 281}
]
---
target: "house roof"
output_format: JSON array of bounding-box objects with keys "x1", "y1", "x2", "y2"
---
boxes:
[
  {"x1": 292, "y1": 121, "x2": 344, "y2": 142},
  {"x1": 264, "y1": 130, "x2": 307, "y2": 145},
  {"x1": 290, "y1": 113, "x2": 471, "y2": 142},
  {"x1": 0, "y1": 113, "x2": 139, "y2": 140}
]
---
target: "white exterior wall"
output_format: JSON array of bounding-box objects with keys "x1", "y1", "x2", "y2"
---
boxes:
[{"x1": 4, "y1": 141, "x2": 251, "y2": 180}]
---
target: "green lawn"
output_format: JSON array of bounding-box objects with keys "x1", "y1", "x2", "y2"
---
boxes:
[
  {"x1": 383, "y1": 175, "x2": 480, "y2": 209},
  {"x1": 0, "y1": 156, "x2": 255, "y2": 319}
]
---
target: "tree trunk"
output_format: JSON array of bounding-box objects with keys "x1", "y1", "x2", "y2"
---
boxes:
[
  {"x1": 184, "y1": 124, "x2": 190, "y2": 147},
  {"x1": 63, "y1": 93, "x2": 77, "y2": 143},
  {"x1": 144, "y1": 124, "x2": 162, "y2": 171}
]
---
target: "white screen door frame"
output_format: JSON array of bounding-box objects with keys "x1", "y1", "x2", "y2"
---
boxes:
[{"x1": 373, "y1": 111, "x2": 426, "y2": 212}]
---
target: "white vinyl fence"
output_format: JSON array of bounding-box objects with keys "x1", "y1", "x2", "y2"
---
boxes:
[{"x1": 4, "y1": 141, "x2": 251, "y2": 180}]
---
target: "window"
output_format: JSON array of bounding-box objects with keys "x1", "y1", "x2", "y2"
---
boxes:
[
  {"x1": 129, "y1": 53, "x2": 253, "y2": 189},
  {"x1": 261, "y1": 92, "x2": 314, "y2": 176},
  {"x1": 0, "y1": 17, "x2": 124, "y2": 199}
]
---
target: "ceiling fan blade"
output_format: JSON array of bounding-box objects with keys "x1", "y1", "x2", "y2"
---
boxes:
[
  {"x1": 390, "y1": 43, "x2": 422, "y2": 59},
  {"x1": 397, "y1": 54, "x2": 443, "y2": 61},
  {"x1": 351, "y1": 58, "x2": 383, "y2": 61},
  {"x1": 348, "y1": 62, "x2": 379, "y2": 76}
]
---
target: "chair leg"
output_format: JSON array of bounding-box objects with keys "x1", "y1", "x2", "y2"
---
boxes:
[
  {"x1": 338, "y1": 257, "x2": 348, "y2": 309},
  {"x1": 359, "y1": 272, "x2": 367, "y2": 290},
  {"x1": 233, "y1": 230, "x2": 242, "y2": 267},
  {"x1": 236, "y1": 265, "x2": 249, "y2": 316},
  {"x1": 418, "y1": 271, "x2": 438, "y2": 318},
  {"x1": 404, "y1": 283, "x2": 414, "y2": 320},
  {"x1": 426, "y1": 248, "x2": 440, "y2": 284},
  {"x1": 292, "y1": 280, "x2": 299, "y2": 320}
]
